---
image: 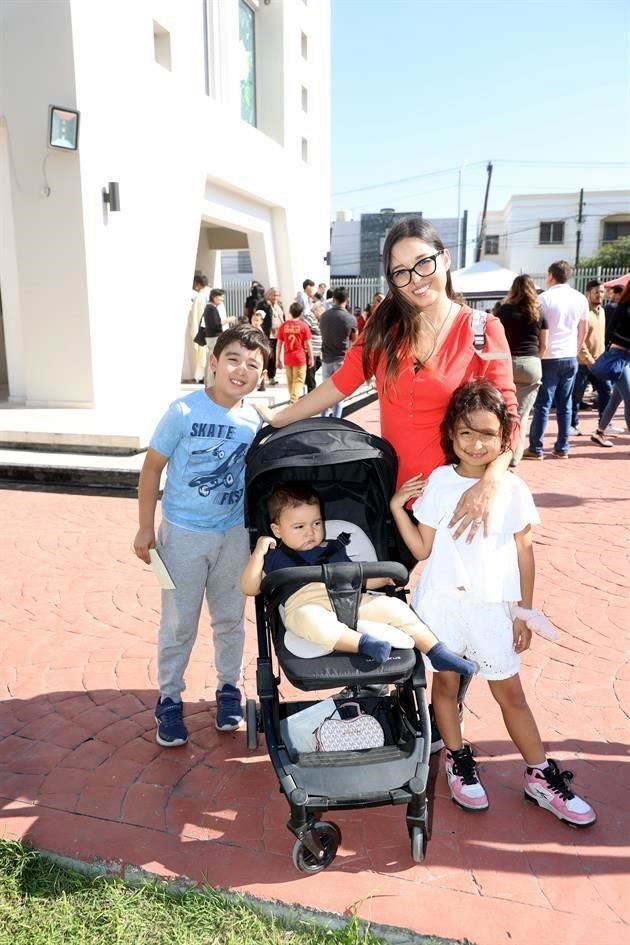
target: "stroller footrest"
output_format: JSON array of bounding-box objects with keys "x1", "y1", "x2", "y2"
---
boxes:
[{"x1": 293, "y1": 744, "x2": 409, "y2": 767}]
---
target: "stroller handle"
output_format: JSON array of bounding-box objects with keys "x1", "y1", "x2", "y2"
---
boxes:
[{"x1": 261, "y1": 560, "x2": 409, "y2": 596}]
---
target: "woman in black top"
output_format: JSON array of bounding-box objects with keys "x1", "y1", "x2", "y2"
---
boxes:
[
  {"x1": 592, "y1": 281, "x2": 630, "y2": 446},
  {"x1": 497, "y1": 275, "x2": 548, "y2": 465}
]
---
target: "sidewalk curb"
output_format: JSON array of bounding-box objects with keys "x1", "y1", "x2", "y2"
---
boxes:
[{"x1": 35, "y1": 846, "x2": 473, "y2": 945}]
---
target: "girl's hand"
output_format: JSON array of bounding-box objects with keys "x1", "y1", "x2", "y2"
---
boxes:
[
  {"x1": 390, "y1": 475, "x2": 425, "y2": 511},
  {"x1": 513, "y1": 617, "x2": 531, "y2": 653},
  {"x1": 255, "y1": 536, "x2": 276, "y2": 555},
  {"x1": 449, "y1": 477, "x2": 498, "y2": 543}
]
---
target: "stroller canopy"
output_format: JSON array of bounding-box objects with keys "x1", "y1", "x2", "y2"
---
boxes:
[{"x1": 245, "y1": 418, "x2": 412, "y2": 567}]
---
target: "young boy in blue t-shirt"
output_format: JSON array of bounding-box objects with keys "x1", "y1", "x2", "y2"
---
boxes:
[{"x1": 134, "y1": 325, "x2": 270, "y2": 746}]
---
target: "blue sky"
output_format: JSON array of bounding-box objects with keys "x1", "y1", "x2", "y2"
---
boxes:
[{"x1": 330, "y1": 0, "x2": 630, "y2": 224}]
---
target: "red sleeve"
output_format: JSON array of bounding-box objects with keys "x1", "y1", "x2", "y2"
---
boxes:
[
  {"x1": 328, "y1": 339, "x2": 369, "y2": 396},
  {"x1": 302, "y1": 323, "x2": 312, "y2": 340},
  {"x1": 479, "y1": 315, "x2": 520, "y2": 449}
]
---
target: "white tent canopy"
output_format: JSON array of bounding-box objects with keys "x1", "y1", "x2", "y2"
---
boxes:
[{"x1": 451, "y1": 260, "x2": 519, "y2": 295}]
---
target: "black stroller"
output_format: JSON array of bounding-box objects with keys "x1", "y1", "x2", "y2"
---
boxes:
[{"x1": 244, "y1": 417, "x2": 433, "y2": 873}]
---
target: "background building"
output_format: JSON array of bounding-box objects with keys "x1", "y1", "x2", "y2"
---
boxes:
[
  {"x1": 330, "y1": 211, "x2": 467, "y2": 278},
  {"x1": 479, "y1": 190, "x2": 630, "y2": 273},
  {"x1": 0, "y1": 0, "x2": 331, "y2": 409}
]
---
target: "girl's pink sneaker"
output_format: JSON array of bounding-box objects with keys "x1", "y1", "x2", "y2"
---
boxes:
[
  {"x1": 524, "y1": 760, "x2": 596, "y2": 827},
  {"x1": 445, "y1": 745, "x2": 489, "y2": 811}
]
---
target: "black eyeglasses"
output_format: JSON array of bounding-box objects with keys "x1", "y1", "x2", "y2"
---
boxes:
[{"x1": 389, "y1": 250, "x2": 444, "y2": 288}]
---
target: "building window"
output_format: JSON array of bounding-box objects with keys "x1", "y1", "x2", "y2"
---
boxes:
[
  {"x1": 603, "y1": 221, "x2": 630, "y2": 243},
  {"x1": 301, "y1": 137, "x2": 308, "y2": 163},
  {"x1": 153, "y1": 21, "x2": 172, "y2": 71},
  {"x1": 301, "y1": 31, "x2": 308, "y2": 60},
  {"x1": 301, "y1": 85, "x2": 308, "y2": 112},
  {"x1": 239, "y1": 1, "x2": 256, "y2": 126},
  {"x1": 539, "y1": 221, "x2": 565, "y2": 244},
  {"x1": 237, "y1": 250, "x2": 252, "y2": 273},
  {"x1": 484, "y1": 235, "x2": 499, "y2": 255}
]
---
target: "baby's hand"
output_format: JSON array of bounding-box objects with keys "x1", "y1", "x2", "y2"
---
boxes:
[
  {"x1": 255, "y1": 536, "x2": 277, "y2": 555},
  {"x1": 390, "y1": 475, "x2": 425, "y2": 510}
]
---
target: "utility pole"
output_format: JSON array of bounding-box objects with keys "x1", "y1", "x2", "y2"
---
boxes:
[
  {"x1": 575, "y1": 187, "x2": 584, "y2": 269},
  {"x1": 456, "y1": 162, "x2": 468, "y2": 268},
  {"x1": 475, "y1": 161, "x2": 493, "y2": 263}
]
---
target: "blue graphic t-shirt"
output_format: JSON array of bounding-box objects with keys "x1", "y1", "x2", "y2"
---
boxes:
[{"x1": 150, "y1": 389, "x2": 261, "y2": 533}]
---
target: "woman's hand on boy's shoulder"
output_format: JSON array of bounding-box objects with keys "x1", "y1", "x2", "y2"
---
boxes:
[
  {"x1": 390, "y1": 475, "x2": 425, "y2": 511},
  {"x1": 253, "y1": 402, "x2": 275, "y2": 424}
]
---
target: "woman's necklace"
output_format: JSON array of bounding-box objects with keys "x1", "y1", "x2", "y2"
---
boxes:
[{"x1": 413, "y1": 300, "x2": 455, "y2": 372}]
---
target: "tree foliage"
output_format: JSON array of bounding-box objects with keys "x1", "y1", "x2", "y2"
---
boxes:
[{"x1": 580, "y1": 236, "x2": 630, "y2": 269}]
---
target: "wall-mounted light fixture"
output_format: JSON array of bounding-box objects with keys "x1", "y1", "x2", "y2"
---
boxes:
[
  {"x1": 48, "y1": 105, "x2": 79, "y2": 150},
  {"x1": 102, "y1": 181, "x2": 121, "y2": 212}
]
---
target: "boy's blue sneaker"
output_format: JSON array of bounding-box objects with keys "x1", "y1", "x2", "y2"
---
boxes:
[
  {"x1": 155, "y1": 697, "x2": 188, "y2": 747},
  {"x1": 215, "y1": 684, "x2": 244, "y2": 731}
]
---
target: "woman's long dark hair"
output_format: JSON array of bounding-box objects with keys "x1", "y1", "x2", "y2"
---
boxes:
[
  {"x1": 361, "y1": 217, "x2": 456, "y2": 393},
  {"x1": 502, "y1": 274, "x2": 540, "y2": 323}
]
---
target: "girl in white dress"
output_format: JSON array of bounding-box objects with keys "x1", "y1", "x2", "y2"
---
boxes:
[{"x1": 390, "y1": 379, "x2": 596, "y2": 827}]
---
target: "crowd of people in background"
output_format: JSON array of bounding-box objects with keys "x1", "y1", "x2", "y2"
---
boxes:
[
  {"x1": 494, "y1": 264, "x2": 629, "y2": 462},
  {"x1": 182, "y1": 259, "x2": 629, "y2": 450},
  {"x1": 182, "y1": 272, "x2": 390, "y2": 404}
]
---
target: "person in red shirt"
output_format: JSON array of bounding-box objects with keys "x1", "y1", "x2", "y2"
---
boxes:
[
  {"x1": 276, "y1": 302, "x2": 313, "y2": 403},
  {"x1": 262, "y1": 218, "x2": 518, "y2": 540}
]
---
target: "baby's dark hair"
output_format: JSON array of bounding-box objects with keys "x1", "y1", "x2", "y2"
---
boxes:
[
  {"x1": 440, "y1": 380, "x2": 513, "y2": 464},
  {"x1": 267, "y1": 483, "x2": 321, "y2": 524}
]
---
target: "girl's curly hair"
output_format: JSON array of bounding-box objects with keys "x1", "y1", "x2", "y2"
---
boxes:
[{"x1": 440, "y1": 380, "x2": 514, "y2": 465}]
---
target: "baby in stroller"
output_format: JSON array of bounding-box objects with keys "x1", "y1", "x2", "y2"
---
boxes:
[{"x1": 241, "y1": 483, "x2": 478, "y2": 674}]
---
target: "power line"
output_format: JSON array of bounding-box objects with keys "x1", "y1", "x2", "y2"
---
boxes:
[
  {"x1": 333, "y1": 159, "x2": 630, "y2": 198},
  {"x1": 332, "y1": 162, "x2": 486, "y2": 197}
]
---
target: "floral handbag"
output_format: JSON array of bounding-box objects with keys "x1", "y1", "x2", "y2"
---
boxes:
[{"x1": 314, "y1": 702, "x2": 385, "y2": 752}]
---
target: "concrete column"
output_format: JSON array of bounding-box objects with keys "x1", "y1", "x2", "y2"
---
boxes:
[
  {"x1": 195, "y1": 231, "x2": 221, "y2": 288},
  {"x1": 247, "y1": 230, "x2": 277, "y2": 290}
]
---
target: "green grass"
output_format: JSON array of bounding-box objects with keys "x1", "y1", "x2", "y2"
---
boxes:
[{"x1": 0, "y1": 839, "x2": 394, "y2": 945}]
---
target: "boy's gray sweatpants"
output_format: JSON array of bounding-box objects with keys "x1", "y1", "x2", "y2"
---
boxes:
[{"x1": 157, "y1": 518, "x2": 250, "y2": 700}]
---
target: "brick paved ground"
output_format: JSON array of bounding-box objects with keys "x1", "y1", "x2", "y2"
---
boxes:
[{"x1": 0, "y1": 404, "x2": 628, "y2": 945}]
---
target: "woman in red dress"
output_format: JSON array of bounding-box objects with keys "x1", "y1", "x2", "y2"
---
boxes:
[{"x1": 265, "y1": 217, "x2": 518, "y2": 538}]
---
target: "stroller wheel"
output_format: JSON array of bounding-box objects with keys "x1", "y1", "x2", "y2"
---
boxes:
[
  {"x1": 245, "y1": 699, "x2": 259, "y2": 750},
  {"x1": 291, "y1": 821, "x2": 341, "y2": 874},
  {"x1": 410, "y1": 826, "x2": 425, "y2": 864}
]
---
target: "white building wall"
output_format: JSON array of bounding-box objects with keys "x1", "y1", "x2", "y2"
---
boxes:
[
  {"x1": 330, "y1": 220, "x2": 361, "y2": 276},
  {"x1": 481, "y1": 190, "x2": 630, "y2": 274},
  {"x1": 0, "y1": 0, "x2": 330, "y2": 409}
]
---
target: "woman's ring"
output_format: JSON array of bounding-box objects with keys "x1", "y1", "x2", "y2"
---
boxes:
[{"x1": 473, "y1": 518, "x2": 482, "y2": 526}]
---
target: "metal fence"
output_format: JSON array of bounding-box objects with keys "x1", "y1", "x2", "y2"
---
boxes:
[
  {"x1": 222, "y1": 267, "x2": 626, "y2": 320},
  {"x1": 221, "y1": 280, "x2": 252, "y2": 321},
  {"x1": 530, "y1": 267, "x2": 626, "y2": 293},
  {"x1": 330, "y1": 277, "x2": 386, "y2": 311}
]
